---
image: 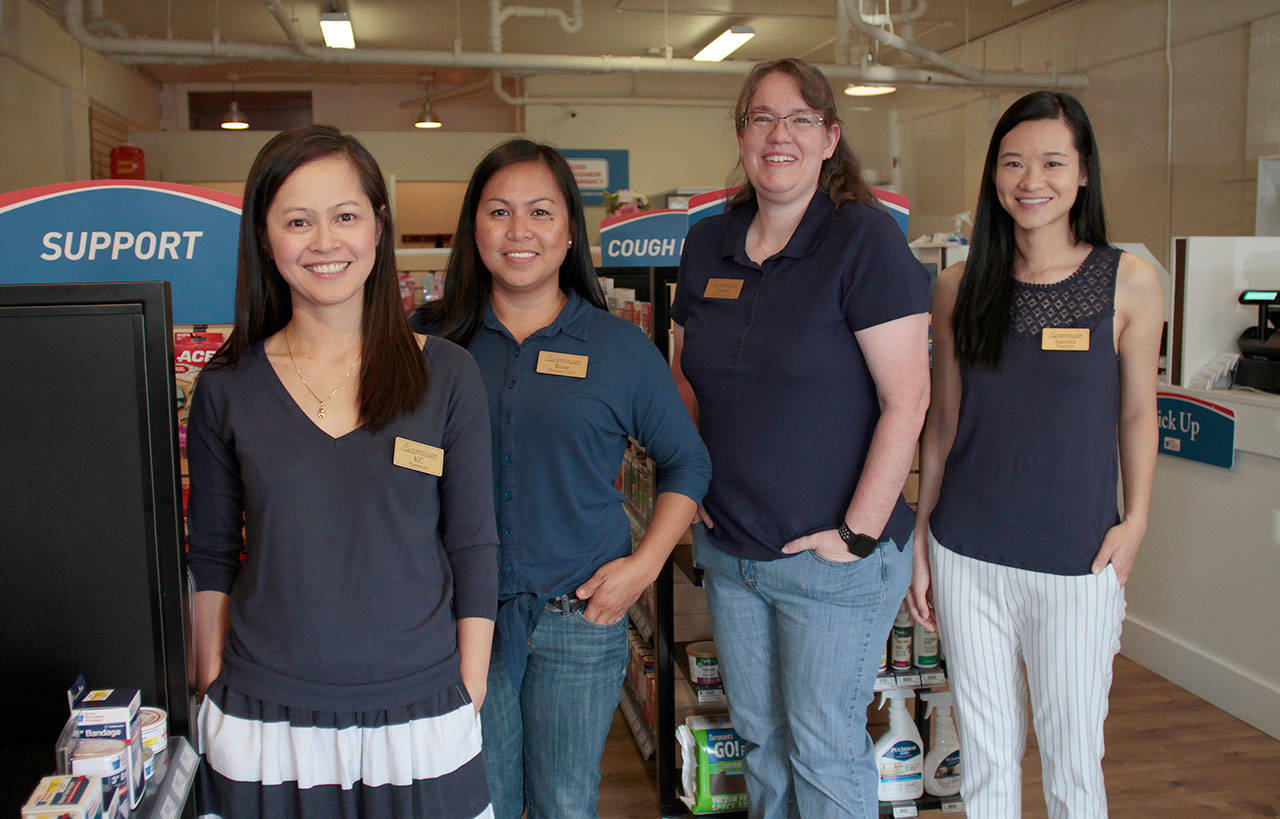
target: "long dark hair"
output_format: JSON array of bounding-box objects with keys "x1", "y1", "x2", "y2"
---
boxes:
[
  {"x1": 417, "y1": 139, "x2": 606, "y2": 347},
  {"x1": 953, "y1": 90, "x2": 1107, "y2": 370},
  {"x1": 728, "y1": 57, "x2": 876, "y2": 211},
  {"x1": 210, "y1": 124, "x2": 428, "y2": 431}
]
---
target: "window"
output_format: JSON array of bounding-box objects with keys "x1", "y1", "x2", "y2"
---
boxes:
[{"x1": 188, "y1": 91, "x2": 312, "y2": 131}]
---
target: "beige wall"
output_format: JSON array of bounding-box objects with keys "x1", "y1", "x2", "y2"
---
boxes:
[
  {"x1": 897, "y1": 0, "x2": 1280, "y2": 267},
  {"x1": 0, "y1": 0, "x2": 158, "y2": 192}
]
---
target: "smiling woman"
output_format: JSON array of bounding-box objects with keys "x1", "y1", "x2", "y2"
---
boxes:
[
  {"x1": 910, "y1": 91, "x2": 1163, "y2": 817},
  {"x1": 671, "y1": 57, "x2": 932, "y2": 817},
  {"x1": 186, "y1": 124, "x2": 499, "y2": 819},
  {"x1": 474, "y1": 159, "x2": 573, "y2": 328},
  {"x1": 264, "y1": 153, "x2": 381, "y2": 316},
  {"x1": 413, "y1": 140, "x2": 710, "y2": 818}
]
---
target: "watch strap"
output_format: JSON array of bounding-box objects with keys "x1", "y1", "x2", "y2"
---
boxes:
[{"x1": 837, "y1": 521, "x2": 880, "y2": 558}]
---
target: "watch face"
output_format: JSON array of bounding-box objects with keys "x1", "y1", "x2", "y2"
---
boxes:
[{"x1": 849, "y1": 534, "x2": 879, "y2": 557}]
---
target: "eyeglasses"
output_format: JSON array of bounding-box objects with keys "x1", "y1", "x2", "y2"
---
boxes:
[{"x1": 740, "y1": 110, "x2": 827, "y2": 131}]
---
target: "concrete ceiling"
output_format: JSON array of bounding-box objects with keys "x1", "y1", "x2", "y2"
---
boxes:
[{"x1": 86, "y1": 0, "x2": 1074, "y2": 87}]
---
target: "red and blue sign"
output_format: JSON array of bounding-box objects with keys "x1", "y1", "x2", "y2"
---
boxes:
[
  {"x1": 0, "y1": 181, "x2": 242, "y2": 324},
  {"x1": 1156, "y1": 391, "x2": 1236, "y2": 469},
  {"x1": 601, "y1": 187, "x2": 911, "y2": 268}
]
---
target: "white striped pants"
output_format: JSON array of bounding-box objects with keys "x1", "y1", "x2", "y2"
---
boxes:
[{"x1": 929, "y1": 532, "x2": 1125, "y2": 819}]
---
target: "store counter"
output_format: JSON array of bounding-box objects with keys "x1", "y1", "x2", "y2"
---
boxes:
[{"x1": 1122, "y1": 383, "x2": 1280, "y2": 740}]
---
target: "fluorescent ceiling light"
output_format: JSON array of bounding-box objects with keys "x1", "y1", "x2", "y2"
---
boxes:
[
  {"x1": 844, "y1": 84, "x2": 897, "y2": 97},
  {"x1": 221, "y1": 100, "x2": 249, "y2": 129},
  {"x1": 321, "y1": 12, "x2": 356, "y2": 49},
  {"x1": 692, "y1": 26, "x2": 754, "y2": 62},
  {"x1": 414, "y1": 102, "x2": 442, "y2": 129}
]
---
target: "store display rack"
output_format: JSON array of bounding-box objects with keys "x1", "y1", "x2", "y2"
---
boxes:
[{"x1": 134, "y1": 736, "x2": 199, "y2": 819}]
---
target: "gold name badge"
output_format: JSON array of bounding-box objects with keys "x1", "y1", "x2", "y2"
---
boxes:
[
  {"x1": 536, "y1": 350, "x2": 589, "y2": 378},
  {"x1": 1042, "y1": 328, "x2": 1090, "y2": 351},
  {"x1": 703, "y1": 278, "x2": 745, "y2": 299},
  {"x1": 393, "y1": 436, "x2": 444, "y2": 476}
]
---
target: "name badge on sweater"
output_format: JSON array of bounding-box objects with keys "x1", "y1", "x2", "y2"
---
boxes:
[
  {"x1": 536, "y1": 350, "x2": 588, "y2": 378},
  {"x1": 703, "y1": 278, "x2": 744, "y2": 299},
  {"x1": 1041, "y1": 328, "x2": 1090, "y2": 351},
  {"x1": 394, "y1": 437, "x2": 444, "y2": 476}
]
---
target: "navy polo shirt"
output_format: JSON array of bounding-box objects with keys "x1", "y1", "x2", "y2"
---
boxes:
[
  {"x1": 423, "y1": 290, "x2": 710, "y2": 686},
  {"x1": 672, "y1": 191, "x2": 930, "y2": 561}
]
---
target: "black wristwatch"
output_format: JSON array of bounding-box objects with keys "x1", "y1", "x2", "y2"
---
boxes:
[{"x1": 837, "y1": 521, "x2": 880, "y2": 558}]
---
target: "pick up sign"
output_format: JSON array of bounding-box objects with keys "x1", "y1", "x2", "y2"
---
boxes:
[{"x1": 1156, "y1": 391, "x2": 1236, "y2": 469}]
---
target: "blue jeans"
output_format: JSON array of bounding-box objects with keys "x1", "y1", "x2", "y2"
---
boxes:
[
  {"x1": 695, "y1": 524, "x2": 912, "y2": 819},
  {"x1": 480, "y1": 606, "x2": 628, "y2": 819}
]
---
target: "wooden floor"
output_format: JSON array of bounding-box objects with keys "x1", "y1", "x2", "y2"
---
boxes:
[{"x1": 597, "y1": 656, "x2": 1280, "y2": 817}]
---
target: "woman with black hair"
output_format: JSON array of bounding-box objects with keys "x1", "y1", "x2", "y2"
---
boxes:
[
  {"x1": 672, "y1": 58, "x2": 931, "y2": 817},
  {"x1": 187, "y1": 125, "x2": 498, "y2": 818},
  {"x1": 413, "y1": 139, "x2": 709, "y2": 819},
  {"x1": 909, "y1": 92, "x2": 1162, "y2": 817}
]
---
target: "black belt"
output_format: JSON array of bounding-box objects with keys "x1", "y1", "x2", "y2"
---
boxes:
[{"x1": 545, "y1": 594, "x2": 587, "y2": 614}]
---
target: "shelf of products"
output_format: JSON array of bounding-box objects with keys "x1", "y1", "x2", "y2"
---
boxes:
[{"x1": 136, "y1": 736, "x2": 199, "y2": 819}]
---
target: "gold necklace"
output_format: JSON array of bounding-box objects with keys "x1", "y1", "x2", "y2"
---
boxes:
[{"x1": 284, "y1": 330, "x2": 358, "y2": 419}]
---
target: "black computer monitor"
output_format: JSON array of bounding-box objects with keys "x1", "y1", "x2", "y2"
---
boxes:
[{"x1": 0, "y1": 281, "x2": 189, "y2": 810}]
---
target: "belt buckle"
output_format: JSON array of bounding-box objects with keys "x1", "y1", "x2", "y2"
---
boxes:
[{"x1": 548, "y1": 594, "x2": 580, "y2": 615}]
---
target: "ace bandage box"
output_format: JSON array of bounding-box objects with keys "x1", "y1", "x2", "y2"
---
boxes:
[{"x1": 67, "y1": 675, "x2": 144, "y2": 809}]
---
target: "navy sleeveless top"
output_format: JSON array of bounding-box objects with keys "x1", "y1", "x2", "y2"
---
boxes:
[{"x1": 931, "y1": 244, "x2": 1122, "y2": 576}]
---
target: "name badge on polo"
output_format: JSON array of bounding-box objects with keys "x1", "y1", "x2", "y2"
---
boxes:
[
  {"x1": 703, "y1": 278, "x2": 744, "y2": 299},
  {"x1": 1041, "y1": 328, "x2": 1090, "y2": 351},
  {"x1": 393, "y1": 436, "x2": 444, "y2": 476},
  {"x1": 536, "y1": 350, "x2": 588, "y2": 378}
]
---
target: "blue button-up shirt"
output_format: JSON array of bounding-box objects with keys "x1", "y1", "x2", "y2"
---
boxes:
[{"x1": 461, "y1": 290, "x2": 710, "y2": 686}]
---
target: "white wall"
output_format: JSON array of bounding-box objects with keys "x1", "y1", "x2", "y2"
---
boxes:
[
  {"x1": 896, "y1": 0, "x2": 1280, "y2": 267},
  {"x1": 0, "y1": 0, "x2": 158, "y2": 192}
]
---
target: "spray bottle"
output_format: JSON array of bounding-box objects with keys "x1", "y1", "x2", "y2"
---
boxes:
[
  {"x1": 874, "y1": 687, "x2": 924, "y2": 801},
  {"x1": 920, "y1": 691, "x2": 961, "y2": 797}
]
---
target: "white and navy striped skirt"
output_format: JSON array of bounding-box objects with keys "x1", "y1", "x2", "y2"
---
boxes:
[{"x1": 197, "y1": 680, "x2": 493, "y2": 818}]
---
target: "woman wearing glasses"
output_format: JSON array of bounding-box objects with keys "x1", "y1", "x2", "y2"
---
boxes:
[{"x1": 671, "y1": 58, "x2": 931, "y2": 817}]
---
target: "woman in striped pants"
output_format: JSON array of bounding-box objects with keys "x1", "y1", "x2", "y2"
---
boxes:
[{"x1": 909, "y1": 92, "x2": 1163, "y2": 818}]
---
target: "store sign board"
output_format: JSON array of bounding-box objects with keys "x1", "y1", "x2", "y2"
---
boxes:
[
  {"x1": 600, "y1": 209, "x2": 688, "y2": 266},
  {"x1": 561, "y1": 149, "x2": 628, "y2": 205},
  {"x1": 1156, "y1": 391, "x2": 1236, "y2": 469},
  {"x1": 601, "y1": 186, "x2": 912, "y2": 268},
  {"x1": 687, "y1": 188, "x2": 735, "y2": 228},
  {"x1": 874, "y1": 188, "x2": 911, "y2": 237},
  {"x1": 0, "y1": 181, "x2": 241, "y2": 324}
]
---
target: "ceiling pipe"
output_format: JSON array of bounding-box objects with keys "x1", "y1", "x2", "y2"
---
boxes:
[
  {"x1": 856, "y1": 0, "x2": 929, "y2": 26},
  {"x1": 489, "y1": 69, "x2": 725, "y2": 107},
  {"x1": 836, "y1": 0, "x2": 852, "y2": 66},
  {"x1": 261, "y1": 0, "x2": 310, "y2": 55},
  {"x1": 60, "y1": 0, "x2": 1085, "y2": 91},
  {"x1": 841, "y1": 0, "x2": 982, "y2": 81},
  {"x1": 490, "y1": 0, "x2": 584, "y2": 53},
  {"x1": 84, "y1": 0, "x2": 127, "y2": 38}
]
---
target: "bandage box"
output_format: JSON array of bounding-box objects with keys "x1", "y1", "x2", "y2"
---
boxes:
[
  {"x1": 21, "y1": 774, "x2": 104, "y2": 818},
  {"x1": 68, "y1": 676, "x2": 143, "y2": 809}
]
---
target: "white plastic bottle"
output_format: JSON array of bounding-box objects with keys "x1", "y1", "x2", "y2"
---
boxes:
[
  {"x1": 920, "y1": 691, "x2": 961, "y2": 797},
  {"x1": 890, "y1": 602, "x2": 913, "y2": 671},
  {"x1": 874, "y1": 687, "x2": 924, "y2": 801}
]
